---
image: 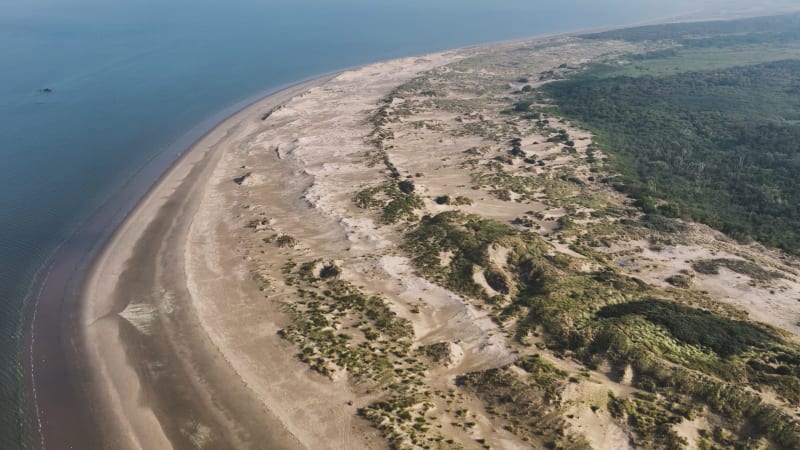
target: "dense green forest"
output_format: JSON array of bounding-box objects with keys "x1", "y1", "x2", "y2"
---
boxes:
[
  {"x1": 545, "y1": 43, "x2": 800, "y2": 253},
  {"x1": 581, "y1": 12, "x2": 800, "y2": 43}
]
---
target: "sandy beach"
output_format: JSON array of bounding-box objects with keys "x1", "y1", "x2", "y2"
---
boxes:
[{"x1": 76, "y1": 78, "x2": 336, "y2": 450}]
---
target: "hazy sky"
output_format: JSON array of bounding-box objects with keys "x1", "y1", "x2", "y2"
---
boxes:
[{"x1": 3, "y1": 0, "x2": 798, "y2": 17}]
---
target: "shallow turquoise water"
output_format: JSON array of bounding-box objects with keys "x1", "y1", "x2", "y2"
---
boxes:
[{"x1": 0, "y1": 0, "x2": 703, "y2": 445}]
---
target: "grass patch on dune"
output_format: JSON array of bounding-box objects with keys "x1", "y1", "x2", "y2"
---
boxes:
[
  {"x1": 403, "y1": 211, "x2": 549, "y2": 300},
  {"x1": 279, "y1": 263, "x2": 413, "y2": 380},
  {"x1": 355, "y1": 181, "x2": 424, "y2": 224},
  {"x1": 457, "y1": 356, "x2": 584, "y2": 449},
  {"x1": 278, "y1": 260, "x2": 462, "y2": 448},
  {"x1": 607, "y1": 391, "x2": 688, "y2": 449},
  {"x1": 596, "y1": 299, "x2": 777, "y2": 357},
  {"x1": 691, "y1": 258, "x2": 784, "y2": 282}
]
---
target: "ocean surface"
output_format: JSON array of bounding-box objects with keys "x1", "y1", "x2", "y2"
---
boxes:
[{"x1": 0, "y1": 0, "x2": 736, "y2": 445}]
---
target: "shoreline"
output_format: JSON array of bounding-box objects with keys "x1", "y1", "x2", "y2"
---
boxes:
[
  {"x1": 22, "y1": 7, "x2": 800, "y2": 449},
  {"x1": 24, "y1": 75, "x2": 335, "y2": 449}
]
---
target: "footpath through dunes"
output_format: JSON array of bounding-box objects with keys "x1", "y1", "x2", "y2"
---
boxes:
[{"x1": 79, "y1": 78, "x2": 330, "y2": 450}]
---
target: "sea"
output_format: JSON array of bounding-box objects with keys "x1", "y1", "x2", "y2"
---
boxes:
[{"x1": 0, "y1": 0, "x2": 729, "y2": 446}]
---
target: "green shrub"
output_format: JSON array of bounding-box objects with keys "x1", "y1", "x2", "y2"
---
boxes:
[
  {"x1": 596, "y1": 299, "x2": 776, "y2": 357},
  {"x1": 398, "y1": 180, "x2": 416, "y2": 194}
]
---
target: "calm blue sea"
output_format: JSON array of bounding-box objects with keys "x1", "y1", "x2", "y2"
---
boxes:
[{"x1": 0, "y1": 0, "x2": 709, "y2": 445}]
